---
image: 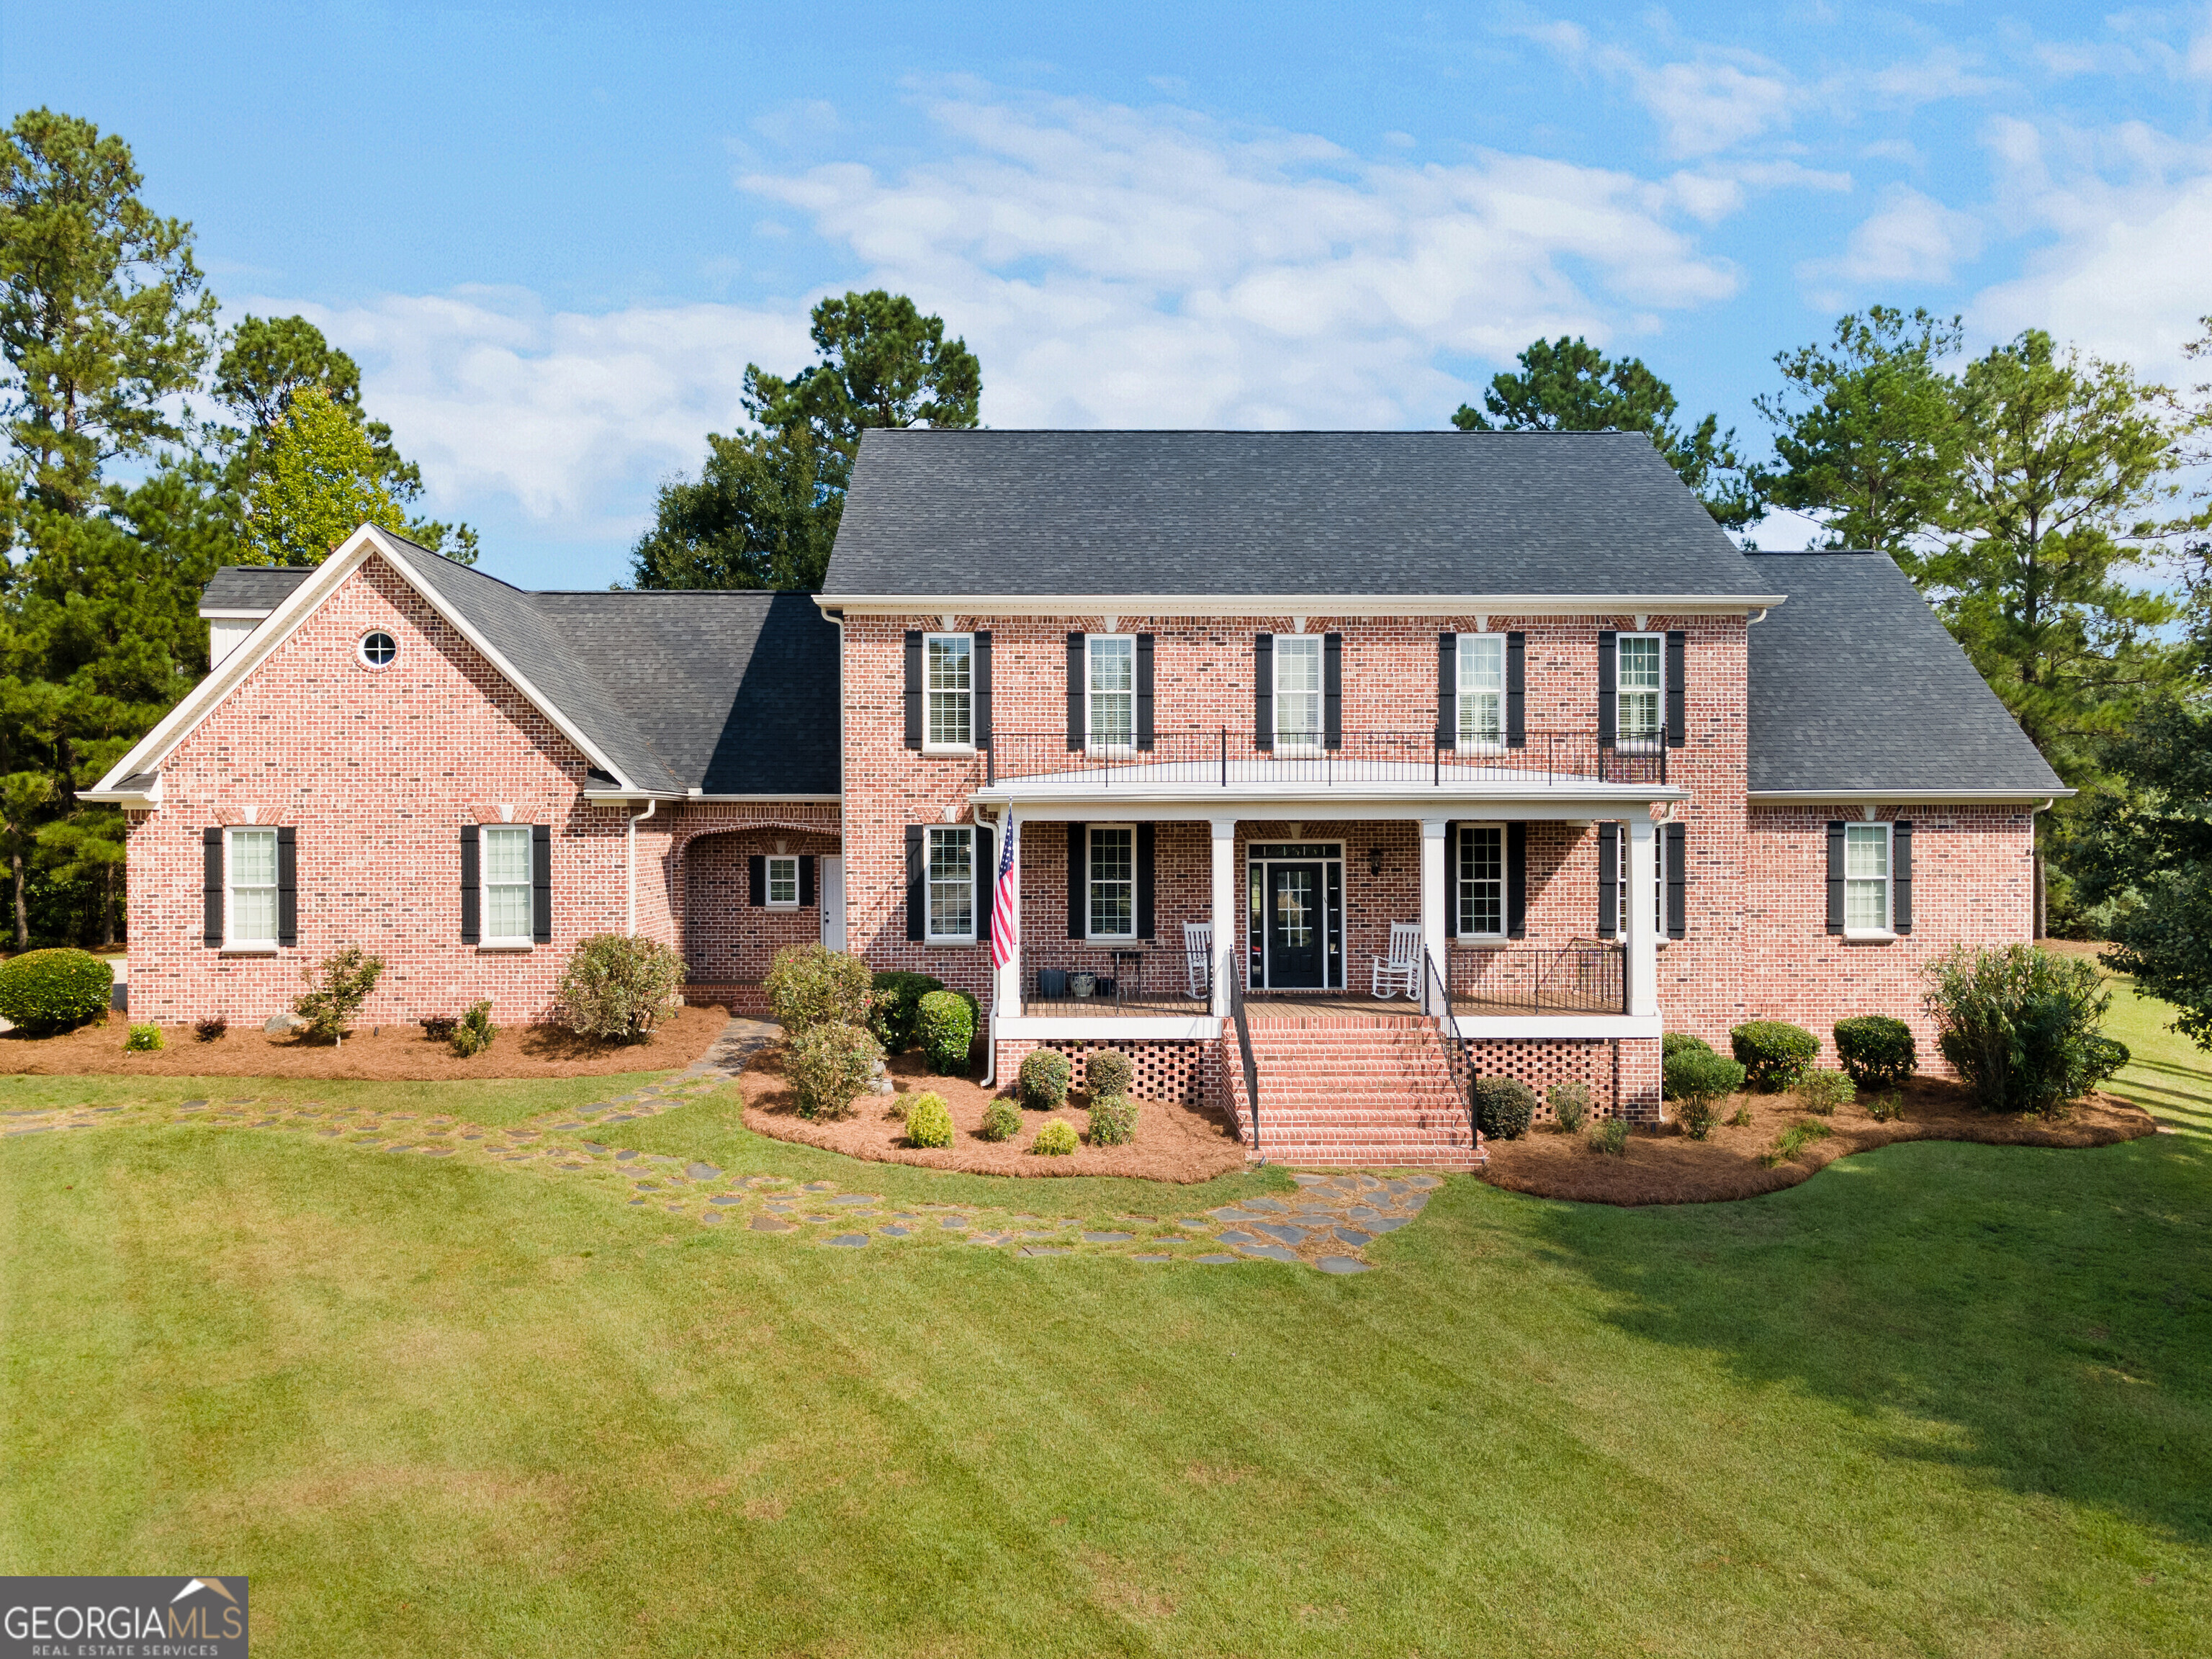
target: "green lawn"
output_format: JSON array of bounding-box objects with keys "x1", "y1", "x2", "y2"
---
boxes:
[
  {"x1": 4, "y1": 1010, "x2": 2209, "y2": 1655},
  {"x1": 0, "y1": 1069, "x2": 678, "y2": 1128}
]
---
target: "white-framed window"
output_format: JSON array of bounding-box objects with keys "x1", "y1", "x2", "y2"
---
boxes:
[
  {"x1": 925, "y1": 633, "x2": 973, "y2": 750},
  {"x1": 1275, "y1": 634, "x2": 1323, "y2": 750},
  {"x1": 358, "y1": 630, "x2": 397, "y2": 668},
  {"x1": 1616, "y1": 633, "x2": 1663, "y2": 748},
  {"x1": 1616, "y1": 828, "x2": 1664, "y2": 938},
  {"x1": 1457, "y1": 823, "x2": 1505, "y2": 938},
  {"x1": 1087, "y1": 635, "x2": 1135, "y2": 751},
  {"x1": 482, "y1": 824, "x2": 534, "y2": 946},
  {"x1": 225, "y1": 826, "x2": 279, "y2": 950},
  {"x1": 1087, "y1": 824, "x2": 1136, "y2": 938},
  {"x1": 1845, "y1": 822, "x2": 1892, "y2": 934},
  {"x1": 766, "y1": 855, "x2": 799, "y2": 909},
  {"x1": 1457, "y1": 634, "x2": 1505, "y2": 749},
  {"x1": 927, "y1": 827, "x2": 975, "y2": 943}
]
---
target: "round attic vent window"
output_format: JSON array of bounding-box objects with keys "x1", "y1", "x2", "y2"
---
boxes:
[{"x1": 358, "y1": 630, "x2": 397, "y2": 668}]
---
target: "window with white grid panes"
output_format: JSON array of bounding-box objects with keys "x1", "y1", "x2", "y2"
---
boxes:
[
  {"x1": 1617, "y1": 634, "x2": 1663, "y2": 747},
  {"x1": 925, "y1": 634, "x2": 972, "y2": 749},
  {"x1": 482, "y1": 824, "x2": 534, "y2": 945},
  {"x1": 1457, "y1": 824, "x2": 1504, "y2": 938},
  {"x1": 1845, "y1": 823, "x2": 1891, "y2": 932},
  {"x1": 225, "y1": 827, "x2": 279, "y2": 948},
  {"x1": 1457, "y1": 635, "x2": 1505, "y2": 747},
  {"x1": 1088, "y1": 824, "x2": 1135, "y2": 938},
  {"x1": 1275, "y1": 635, "x2": 1323, "y2": 749},
  {"x1": 767, "y1": 855, "x2": 799, "y2": 908},
  {"x1": 927, "y1": 827, "x2": 974, "y2": 942},
  {"x1": 1088, "y1": 636, "x2": 1134, "y2": 750}
]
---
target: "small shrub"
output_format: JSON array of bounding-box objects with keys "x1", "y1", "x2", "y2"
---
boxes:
[
  {"x1": 1661, "y1": 1030, "x2": 1714, "y2": 1062},
  {"x1": 1086, "y1": 1048, "x2": 1135, "y2": 1099},
  {"x1": 1727, "y1": 1106, "x2": 1753, "y2": 1128},
  {"x1": 904, "y1": 1091, "x2": 953, "y2": 1148},
  {"x1": 979, "y1": 1099, "x2": 1024, "y2": 1142},
  {"x1": 916, "y1": 990, "x2": 974, "y2": 1076},
  {"x1": 868, "y1": 970, "x2": 944, "y2": 1051},
  {"x1": 1923, "y1": 943, "x2": 2128, "y2": 1115},
  {"x1": 1032, "y1": 1118, "x2": 1079, "y2": 1156},
  {"x1": 122, "y1": 1022, "x2": 163, "y2": 1053},
  {"x1": 1473, "y1": 1075, "x2": 1537, "y2": 1141},
  {"x1": 1589, "y1": 1117, "x2": 1629, "y2": 1156},
  {"x1": 764, "y1": 944, "x2": 871, "y2": 1036},
  {"x1": 1548, "y1": 1081, "x2": 1591, "y2": 1134},
  {"x1": 788, "y1": 1021, "x2": 884, "y2": 1120},
  {"x1": 0, "y1": 948, "x2": 113, "y2": 1034},
  {"x1": 293, "y1": 945, "x2": 385, "y2": 1045},
  {"x1": 1088, "y1": 1094, "x2": 1139, "y2": 1146},
  {"x1": 1763, "y1": 1118, "x2": 1835, "y2": 1166},
  {"x1": 557, "y1": 933, "x2": 686, "y2": 1042},
  {"x1": 1796, "y1": 1067, "x2": 1855, "y2": 1115},
  {"x1": 1663, "y1": 1048, "x2": 1745, "y2": 1120},
  {"x1": 1833, "y1": 1015, "x2": 1918, "y2": 1089},
  {"x1": 1019, "y1": 1048, "x2": 1073, "y2": 1109},
  {"x1": 1730, "y1": 1020, "x2": 1820, "y2": 1091},
  {"x1": 1678, "y1": 1097, "x2": 1718, "y2": 1140},
  {"x1": 451, "y1": 999, "x2": 497, "y2": 1058},
  {"x1": 1866, "y1": 1091, "x2": 1904, "y2": 1123},
  {"x1": 193, "y1": 1015, "x2": 228, "y2": 1043}
]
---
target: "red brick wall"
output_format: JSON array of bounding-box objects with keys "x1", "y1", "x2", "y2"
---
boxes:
[{"x1": 683, "y1": 826, "x2": 841, "y2": 982}]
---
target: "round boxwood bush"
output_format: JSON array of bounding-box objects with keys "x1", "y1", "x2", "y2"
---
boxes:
[
  {"x1": 1018, "y1": 1048, "x2": 1072, "y2": 1109},
  {"x1": 916, "y1": 989, "x2": 975, "y2": 1076},
  {"x1": 1032, "y1": 1119, "x2": 1079, "y2": 1156},
  {"x1": 1833, "y1": 1015, "x2": 1918, "y2": 1089},
  {"x1": 122, "y1": 1021, "x2": 164, "y2": 1053},
  {"x1": 0, "y1": 948, "x2": 113, "y2": 1034},
  {"x1": 1085, "y1": 1048, "x2": 1135, "y2": 1100},
  {"x1": 1663, "y1": 1048, "x2": 1745, "y2": 1138},
  {"x1": 904, "y1": 1090, "x2": 953, "y2": 1148},
  {"x1": 1730, "y1": 1020, "x2": 1820, "y2": 1091},
  {"x1": 979, "y1": 1098, "x2": 1024, "y2": 1142},
  {"x1": 1087, "y1": 1094, "x2": 1139, "y2": 1146},
  {"x1": 1473, "y1": 1074, "x2": 1537, "y2": 1141},
  {"x1": 1662, "y1": 1030, "x2": 1714, "y2": 1061},
  {"x1": 868, "y1": 970, "x2": 944, "y2": 1051}
]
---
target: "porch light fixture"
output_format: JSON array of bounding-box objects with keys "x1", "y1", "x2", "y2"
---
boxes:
[{"x1": 1367, "y1": 846, "x2": 1385, "y2": 877}]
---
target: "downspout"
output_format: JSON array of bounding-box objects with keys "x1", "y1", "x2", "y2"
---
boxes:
[{"x1": 627, "y1": 798, "x2": 657, "y2": 935}]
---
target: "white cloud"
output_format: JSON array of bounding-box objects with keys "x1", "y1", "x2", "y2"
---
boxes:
[
  {"x1": 1506, "y1": 17, "x2": 1796, "y2": 158},
  {"x1": 1797, "y1": 187, "x2": 1984, "y2": 305}
]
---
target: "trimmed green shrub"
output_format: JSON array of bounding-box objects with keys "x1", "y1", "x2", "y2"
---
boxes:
[
  {"x1": 1661, "y1": 1030, "x2": 1714, "y2": 1061},
  {"x1": 1473, "y1": 1075, "x2": 1537, "y2": 1141},
  {"x1": 1085, "y1": 1048, "x2": 1135, "y2": 1100},
  {"x1": 122, "y1": 1022, "x2": 163, "y2": 1053},
  {"x1": 1019, "y1": 1048, "x2": 1073, "y2": 1110},
  {"x1": 0, "y1": 948, "x2": 113, "y2": 1034},
  {"x1": 558, "y1": 933, "x2": 686, "y2": 1042},
  {"x1": 451, "y1": 999, "x2": 497, "y2": 1058},
  {"x1": 1663, "y1": 1047, "x2": 1745, "y2": 1119},
  {"x1": 1087, "y1": 1094, "x2": 1139, "y2": 1146},
  {"x1": 294, "y1": 945, "x2": 385, "y2": 1044},
  {"x1": 1796, "y1": 1067, "x2": 1856, "y2": 1115},
  {"x1": 1589, "y1": 1117, "x2": 1629, "y2": 1156},
  {"x1": 979, "y1": 1099, "x2": 1024, "y2": 1142},
  {"x1": 1032, "y1": 1119, "x2": 1079, "y2": 1156},
  {"x1": 1833, "y1": 1015, "x2": 1918, "y2": 1089},
  {"x1": 904, "y1": 1091, "x2": 953, "y2": 1148},
  {"x1": 868, "y1": 971, "x2": 944, "y2": 1051},
  {"x1": 788, "y1": 1021, "x2": 884, "y2": 1120},
  {"x1": 917, "y1": 989, "x2": 974, "y2": 1075},
  {"x1": 1923, "y1": 944, "x2": 2128, "y2": 1115},
  {"x1": 1548, "y1": 1081, "x2": 1591, "y2": 1134},
  {"x1": 1730, "y1": 1020, "x2": 1820, "y2": 1091},
  {"x1": 764, "y1": 944, "x2": 871, "y2": 1036},
  {"x1": 1866, "y1": 1091, "x2": 1904, "y2": 1123}
]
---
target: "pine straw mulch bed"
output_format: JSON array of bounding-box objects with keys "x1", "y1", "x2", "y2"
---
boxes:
[
  {"x1": 0, "y1": 1002, "x2": 731, "y2": 1081},
  {"x1": 738, "y1": 1044, "x2": 1249, "y2": 1182},
  {"x1": 1480, "y1": 1074, "x2": 2161, "y2": 1206}
]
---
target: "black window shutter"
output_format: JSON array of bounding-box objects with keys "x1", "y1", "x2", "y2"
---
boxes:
[
  {"x1": 1825, "y1": 821, "x2": 1846, "y2": 935},
  {"x1": 1506, "y1": 822, "x2": 1527, "y2": 939},
  {"x1": 973, "y1": 824, "x2": 992, "y2": 941},
  {"x1": 1323, "y1": 633, "x2": 1343, "y2": 750},
  {"x1": 904, "y1": 826, "x2": 926, "y2": 940},
  {"x1": 1436, "y1": 634, "x2": 1456, "y2": 746},
  {"x1": 1066, "y1": 633, "x2": 1085, "y2": 750},
  {"x1": 1665, "y1": 822, "x2": 1686, "y2": 939},
  {"x1": 1254, "y1": 634, "x2": 1273, "y2": 750},
  {"x1": 903, "y1": 631, "x2": 923, "y2": 750},
  {"x1": 1597, "y1": 631, "x2": 1617, "y2": 747},
  {"x1": 1506, "y1": 631, "x2": 1527, "y2": 747},
  {"x1": 748, "y1": 855, "x2": 767, "y2": 907},
  {"x1": 276, "y1": 826, "x2": 297, "y2": 947},
  {"x1": 974, "y1": 631, "x2": 992, "y2": 751},
  {"x1": 799, "y1": 854, "x2": 817, "y2": 909},
  {"x1": 1665, "y1": 630, "x2": 1686, "y2": 748},
  {"x1": 532, "y1": 822, "x2": 552, "y2": 943},
  {"x1": 1136, "y1": 823, "x2": 1155, "y2": 939},
  {"x1": 203, "y1": 827, "x2": 224, "y2": 948},
  {"x1": 1136, "y1": 634, "x2": 1155, "y2": 751},
  {"x1": 1067, "y1": 822, "x2": 1086, "y2": 938},
  {"x1": 1597, "y1": 822, "x2": 1619, "y2": 938},
  {"x1": 1444, "y1": 822, "x2": 1458, "y2": 937},
  {"x1": 460, "y1": 825, "x2": 480, "y2": 945},
  {"x1": 1893, "y1": 822, "x2": 1913, "y2": 933}
]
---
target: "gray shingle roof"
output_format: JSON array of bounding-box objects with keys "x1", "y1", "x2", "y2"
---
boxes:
[
  {"x1": 824, "y1": 429, "x2": 1779, "y2": 598},
  {"x1": 1746, "y1": 550, "x2": 2063, "y2": 796},
  {"x1": 199, "y1": 565, "x2": 314, "y2": 613}
]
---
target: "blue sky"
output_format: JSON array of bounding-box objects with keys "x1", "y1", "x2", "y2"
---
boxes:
[{"x1": 9, "y1": 2, "x2": 2210, "y2": 587}]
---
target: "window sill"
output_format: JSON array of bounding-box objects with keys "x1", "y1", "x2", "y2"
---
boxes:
[
  {"x1": 924, "y1": 938, "x2": 979, "y2": 948},
  {"x1": 765, "y1": 902, "x2": 801, "y2": 912},
  {"x1": 220, "y1": 946, "x2": 279, "y2": 957},
  {"x1": 1843, "y1": 930, "x2": 1898, "y2": 944},
  {"x1": 1084, "y1": 936, "x2": 1143, "y2": 948},
  {"x1": 477, "y1": 942, "x2": 535, "y2": 953},
  {"x1": 922, "y1": 744, "x2": 976, "y2": 758},
  {"x1": 1453, "y1": 937, "x2": 1509, "y2": 950}
]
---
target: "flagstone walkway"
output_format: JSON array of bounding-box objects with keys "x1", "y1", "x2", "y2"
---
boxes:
[{"x1": 1, "y1": 1015, "x2": 1441, "y2": 1272}]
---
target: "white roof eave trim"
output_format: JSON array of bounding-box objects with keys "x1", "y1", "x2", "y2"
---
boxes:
[
  {"x1": 1747, "y1": 788, "x2": 2073, "y2": 805},
  {"x1": 816, "y1": 592, "x2": 1789, "y2": 619}
]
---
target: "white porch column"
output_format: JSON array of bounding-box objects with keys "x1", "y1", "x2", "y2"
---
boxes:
[
  {"x1": 1419, "y1": 816, "x2": 1449, "y2": 990},
  {"x1": 994, "y1": 811, "x2": 1022, "y2": 1019},
  {"x1": 1210, "y1": 816, "x2": 1238, "y2": 1015},
  {"x1": 1625, "y1": 815, "x2": 1658, "y2": 1017}
]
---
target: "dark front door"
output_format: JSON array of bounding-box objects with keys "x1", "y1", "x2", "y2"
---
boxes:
[{"x1": 1267, "y1": 863, "x2": 1326, "y2": 989}]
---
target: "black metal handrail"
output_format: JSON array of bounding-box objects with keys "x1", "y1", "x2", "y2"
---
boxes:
[
  {"x1": 1226, "y1": 948, "x2": 1261, "y2": 1160},
  {"x1": 1447, "y1": 941, "x2": 1626, "y2": 1015},
  {"x1": 984, "y1": 728, "x2": 1666, "y2": 789},
  {"x1": 1420, "y1": 944, "x2": 1480, "y2": 1153}
]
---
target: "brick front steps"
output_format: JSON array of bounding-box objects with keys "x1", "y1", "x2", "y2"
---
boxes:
[{"x1": 1222, "y1": 1012, "x2": 1484, "y2": 1171}]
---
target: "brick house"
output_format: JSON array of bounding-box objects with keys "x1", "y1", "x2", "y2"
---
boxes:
[{"x1": 90, "y1": 430, "x2": 2062, "y2": 1168}]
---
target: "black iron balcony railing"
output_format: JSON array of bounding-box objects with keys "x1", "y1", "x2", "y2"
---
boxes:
[
  {"x1": 982, "y1": 728, "x2": 1666, "y2": 789},
  {"x1": 1447, "y1": 941, "x2": 1626, "y2": 1015}
]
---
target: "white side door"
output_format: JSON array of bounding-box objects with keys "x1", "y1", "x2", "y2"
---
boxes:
[{"x1": 819, "y1": 855, "x2": 846, "y2": 952}]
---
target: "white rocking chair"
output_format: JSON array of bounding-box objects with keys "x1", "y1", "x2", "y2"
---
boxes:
[
  {"x1": 1184, "y1": 922, "x2": 1214, "y2": 1000},
  {"x1": 1372, "y1": 922, "x2": 1422, "y2": 1000}
]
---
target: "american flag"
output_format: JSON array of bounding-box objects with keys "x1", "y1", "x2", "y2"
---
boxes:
[{"x1": 989, "y1": 820, "x2": 1020, "y2": 969}]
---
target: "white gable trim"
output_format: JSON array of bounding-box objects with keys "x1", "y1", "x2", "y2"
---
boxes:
[{"x1": 90, "y1": 524, "x2": 639, "y2": 797}]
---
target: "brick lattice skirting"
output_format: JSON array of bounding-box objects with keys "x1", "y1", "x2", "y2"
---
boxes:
[
  {"x1": 1463, "y1": 1036, "x2": 1666, "y2": 1123},
  {"x1": 993, "y1": 1037, "x2": 1212, "y2": 1105}
]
